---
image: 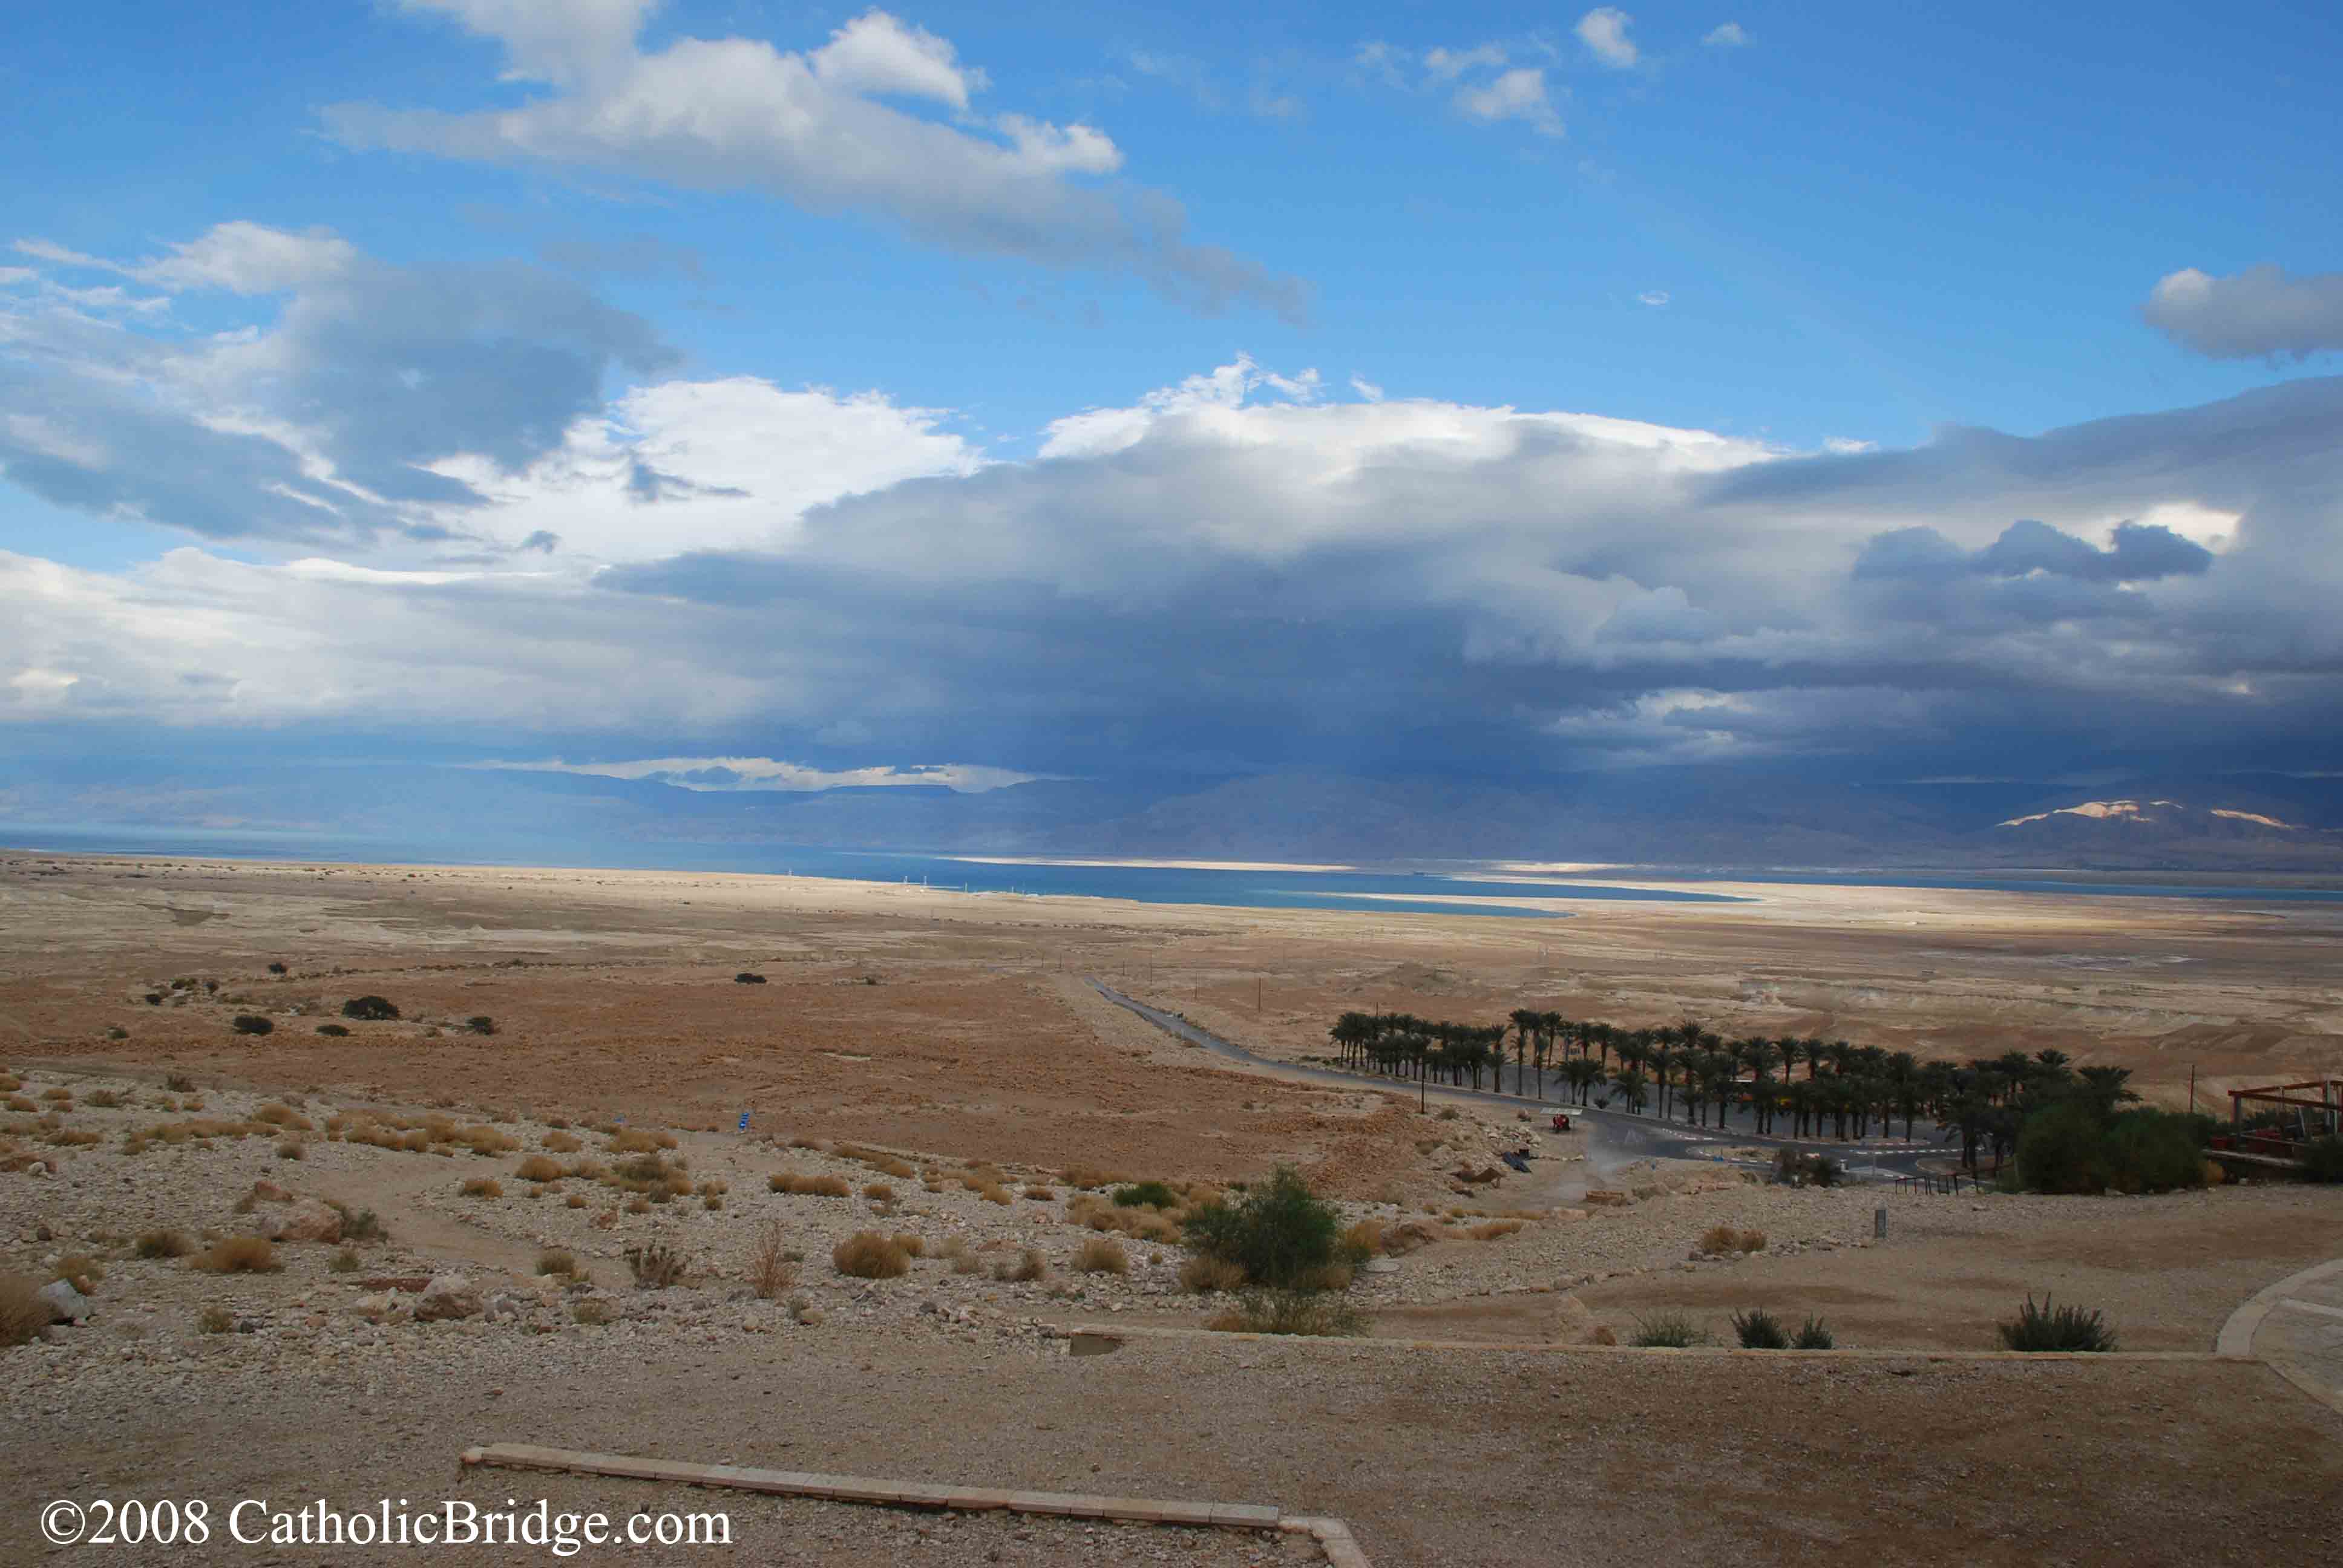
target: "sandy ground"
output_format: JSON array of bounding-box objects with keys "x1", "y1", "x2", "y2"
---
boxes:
[{"x1": 4, "y1": 849, "x2": 2343, "y2": 1565}]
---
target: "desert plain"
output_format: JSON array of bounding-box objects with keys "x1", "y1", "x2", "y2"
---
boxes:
[{"x1": 2, "y1": 848, "x2": 2340, "y2": 1566}]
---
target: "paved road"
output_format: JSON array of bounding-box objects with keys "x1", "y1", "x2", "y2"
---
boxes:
[{"x1": 1085, "y1": 978, "x2": 1939, "y2": 1184}]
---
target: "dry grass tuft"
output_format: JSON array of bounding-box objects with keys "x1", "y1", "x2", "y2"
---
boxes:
[
  {"x1": 1022, "y1": 1184, "x2": 1057, "y2": 1201},
  {"x1": 623, "y1": 1195, "x2": 651, "y2": 1215},
  {"x1": 537, "y1": 1249, "x2": 578, "y2": 1276},
  {"x1": 1737, "y1": 1228, "x2": 1768, "y2": 1253},
  {"x1": 52, "y1": 1255, "x2": 104, "y2": 1293},
  {"x1": 862, "y1": 1181, "x2": 896, "y2": 1202},
  {"x1": 892, "y1": 1231, "x2": 926, "y2": 1258},
  {"x1": 1700, "y1": 1223, "x2": 1740, "y2": 1254},
  {"x1": 253, "y1": 1103, "x2": 310, "y2": 1129},
  {"x1": 1469, "y1": 1220, "x2": 1525, "y2": 1241},
  {"x1": 992, "y1": 1247, "x2": 1048, "y2": 1283},
  {"x1": 746, "y1": 1222, "x2": 799, "y2": 1299},
  {"x1": 770, "y1": 1172, "x2": 853, "y2": 1198},
  {"x1": 136, "y1": 1229, "x2": 192, "y2": 1259},
  {"x1": 4, "y1": 1275, "x2": 56, "y2": 1345},
  {"x1": 515, "y1": 1154, "x2": 564, "y2": 1183},
  {"x1": 543, "y1": 1131, "x2": 583, "y2": 1154},
  {"x1": 275, "y1": 1139, "x2": 305, "y2": 1161},
  {"x1": 194, "y1": 1236, "x2": 281, "y2": 1274},
  {"x1": 977, "y1": 1183, "x2": 1013, "y2": 1207},
  {"x1": 1179, "y1": 1255, "x2": 1247, "y2": 1293},
  {"x1": 1074, "y1": 1236, "x2": 1130, "y2": 1274},
  {"x1": 565, "y1": 1193, "x2": 588, "y2": 1209},
  {"x1": 459, "y1": 1177, "x2": 503, "y2": 1199},
  {"x1": 831, "y1": 1230, "x2": 910, "y2": 1279}
]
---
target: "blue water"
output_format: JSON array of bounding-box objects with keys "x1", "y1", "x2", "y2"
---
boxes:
[
  {"x1": 5, "y1": 824, "x2": 2336, "y2": 912},
  {"x1": 0, "y1": 825, "x2": 1739, "y2": 919}
]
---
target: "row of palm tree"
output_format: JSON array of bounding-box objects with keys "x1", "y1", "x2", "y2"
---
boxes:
[{"x1": 1326, "y1": 1010, "x2": 2136, "y2": 1168}]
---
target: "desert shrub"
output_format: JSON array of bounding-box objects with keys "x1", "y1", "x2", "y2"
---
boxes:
[
  {"x1": 734, "y1": 972, "x2": 766, "y2": 984},
  {"x1": 51, "y1": 1255, "x2": 103, "y2": 1293},
  {"x1": 1060, "y1": 1166, "x2": 1128, "y2": 1191},
  {"x1": 1074, "y1": 1236, "x2": 1130, "y2": 1274},
  {"x1": 516, "y1": 1154, "x2": 564, "y2": 1183},
  {"x1": 832, "y1": 1230, "x2": 910, "y2": 1279},
  {"x1": 42, "y1": 1087, "x2": 72, "y2": 1103},
  {"x1": 771, "y1": 1172, "x2": 853, "y2": 1198},
  {"x1": 459, "y1": 1177, "x2": 503, "y2": 1199},
  {"x1": 624, "y1": 1196, "x2": 652, "y2": 1215},
  {"x1": 1022, "y1": 1184, "x2": 1057, "y2": 1201},
  {"x1": 572, "y1": 1298, "x2": 615, "y2": 1326},
  {"x1": 608, "y1": 1128, "x2": 660, "y2": 1154},
  {"x1": 459, "y1": 1124, "x2": 519, "y2": 1156},
  {"x1": 316, "y1": 1024, "x2": 349, "y2": 1037},
  {"x1": 1628, "y1": 1312, "x2": 1708, "y2": 1348},
  {"x1": 1182, "y1": 1165, "x2": 1339, "y2": 1290},
  {"x1": 863, "y1": 1182, "x2": 896, "y2": 1203},
  {"x1": 164, "y1": 1074, "x2": 195, "y2": 1093},
  {"x1": 626, "y1": 1243, "x2": 686, "y2": 1289},
  {"x1": 275, "y1": 1139, "x2": 304, "y2": 1161},
  {"x1": 871, "y1": 1155, "x2": 916, "y2": 1178},
  {"x1": 537, "y1": 1249, "x2": 577, "y2": 1276},
  {"x1": 993, "y1": 1247, "x2": 1047, "y2": 1283},
  {"x1": 341, "y1": 995, "x2": 399, "y2": 1021},
  {"x1": 1178, "y1": 1254, "x2": 1248, "y2": 1293},
  {"x1": 136, "y1": 1229, "x2": 192, "y2": 1260},
  {"x1": 465, "y1": 1016, "x2": 497, "y2": 1036},
  {"x1": 323, "y1": 1248, "x2": 358, "y2": 1273},
  {"x1": 1113, "y1": 1180, "x2": 1179, "y2": 1209},
  {"x1": 328, "y1": 1203, "x2": 384, "y2": 1244},
  {"x1": 1999, "y1": 1293, "x2": 2117, "y2": 1352},
  {"x1": 1731, "y1": 1308, "x2": 1789, "y2": 1349},
  {"x1": 1737, "y1": 1229, "x2": 1768, "y2": 1253},
  {"x1": 788, "y1": 1136, "x2": 824, "y2": 1151},
  {"x1": 197, "y1": 1305, "x2": 236, "y2": 1335},
  {"x1": 891, "y1": 1232, "x2": 926, "y2": 1258},
  {"x1": 2303, "y1": 1135, "x2": 2343, "y2": 1184},
  {"x1": 1792, "y1": 1316, "x2": 1836, "y2": 1349},
  {"x1": 1469, "y1": 1220, "x2": 1525, "y2": 1241},
  {"x1": 978, "y1": 1184, "x2": 1012, "y2": 1206},
  {"x1": 86, "y1": 1089, "x2": 123, "y2": 1109},
  {"x1": 1340, "y1": 1219, "x2": 1385, "y2": 1258},
  {"x1": 543, "y1": 1131, "x2": 583, "y2": 1154},
  {"x1": 565, "y1": 1194, "x2": 588, "y2": 1209},
  {"x1": 194, "y1": 1236, "x2": 281, "y2": 1274},
  {"x1": 1210, "y1": 1288, "x2": 1363, "y2": 1337},
  {"x1": 253, "y1": 1103, "x2": 303, "y2": 1128},
  {"x1": 1700, "y1": 1224, "x2": 1740, "y2": 1254},
  {"x1": 267, "y1": 961, "x2": 287, "y2": 975},
  {"x1": 746, "y1": 1223, "x2": 798, "y2": 1298},
  {"x1": 703, "y1": 1195, "x2": 723, "y2": 1211},
  {"x1": 230, "y1": 1014, "x2": 274, "y2": 1036}
]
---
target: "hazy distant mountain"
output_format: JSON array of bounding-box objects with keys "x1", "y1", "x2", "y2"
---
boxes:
[{"x1": 5, "y1": 760, "x2": 2341, "y2": 874}]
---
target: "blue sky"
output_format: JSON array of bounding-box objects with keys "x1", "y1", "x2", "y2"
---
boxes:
[{"x1": 3, "y1": 1, "x2": 2342, "y2": 799}]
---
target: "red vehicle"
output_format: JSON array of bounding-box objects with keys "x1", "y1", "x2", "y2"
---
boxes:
[{"x1": 1550, "y1": 1112, "x2": 1571, "y2": 1132}]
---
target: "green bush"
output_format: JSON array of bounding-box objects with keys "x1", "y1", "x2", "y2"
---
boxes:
[
  {"x1": 2016, "y1": 1100, "x2": 2113, "y2": 1194},
  {"x1": 1791, "y1": 1316, "x2": 1835, "y2": 1350},
  {"x1": 2301, "y1": 1135, "x2": 2343, "y2": 1184},
  {"x1": 2019, "y1": 1102, "x2": 2206, "y2": 1195},
  {"x1": 1731, "y1": 1307, "x2": 1789, "y2": 1349},
  {"x1": 1999, "y1": 1293, "x2": 2117, "y2": 1352},
  {"x1": 1181, "y1": 1165, "x2": 1339, "y2": 1290},
  {"x1": 229, "y1": 1014, "x2": 274, "y2": 1036},
  {"x1": 1628, "y1": 1312, "x2": 1708, "y2": 1348},
  {"x1": 1112, "y1": 1180, "x2": 1179, "y2": 1209},
  {"x1": 341, "y1": 995, "x2": 399, "y2": 1021},
  {"x1": 2103, "y1": 1109, "x2": 2207, "y2": 1194}
]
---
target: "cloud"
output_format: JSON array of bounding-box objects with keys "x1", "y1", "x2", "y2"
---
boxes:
[
  {"x1": 1, "y1": 223, "x2": 672, "y2": 538},
  {"x1": 1349, "y1": 374, "x2": 1384, "y2": 402},
  {"x1": 1575, "y1": 8, "x2": 1640, "y2": 68},
  {"x1": 1455, "y1": 68, "x2": 1564, "y2": 137},
  {"x1": 327, "y1": 6, "x2": 1305, "y2": 321},
  {"x1": 2141, "y1": 265, "x2": 2343, "y2": 361},
  {"x1": 470, "y1": 756, "x2": 1039, "y2": 792},
  {"x1": 0, "y1": 225, "x2": 988, "y2": 560},
  {"x1": 1703, "y1": 23, "x2": 1749, "y2": 47},
  {"x1": 1637, "y1": 290, "x2": 1670, "y2": 307},
  {"x1": 7, "y1": 357, "x2": 2343, "y2": 782},
  {"x1": 1424, "y1": 44, "x2": 1509, "y2": 80}
]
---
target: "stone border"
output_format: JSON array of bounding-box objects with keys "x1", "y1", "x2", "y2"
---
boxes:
[
  {"x1": 460, "y1": 1443, "x2": 1371, "y2": 1565},
  {"x1": 2215, "y1": 1256, "x2": 2343, "y2": 1415},
  {"x1": 1055, "y1": 1323, "x2": 2244, "y2": 1363}
]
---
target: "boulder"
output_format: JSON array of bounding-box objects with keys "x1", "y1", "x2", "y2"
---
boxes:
[
  {"x1": 248, "y1": 1180, "x2": 294, "y2": 1204},
  {"x1": 1551, "y1": 1295, "x2": 1608, "y2": 1345},
  {"x1": 414, "y1": 1274, "x2": 483, "y2": 1323},
  {"x1": 1382, "y1": 1220, "x2": 1444, "y2": 1255},
  {"x1": 36, "y1": 1278, "x2": 90, "y2": 1322},
  {"x1": 270, "y1": 1199, "x2": 342, "y2": 1245}
]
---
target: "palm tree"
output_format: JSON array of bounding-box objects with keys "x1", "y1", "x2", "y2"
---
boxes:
[
  {"x1": 1562, "y1": 1057, "x2": 1601, "y2": 1106},
  {"x1": 1611, "y1": 1068, "x2": 1650, "y2": 1116},
  {"x1": 1648, "y1": 1045, "x2": 1676, "y2": 1122},
  {"x1": 2078, "y1": 1064, "x2": 2138, "y2": 1119},
  {"x1": 1510, "y1": 1008, "x2": 1541, "y2": 1097}
]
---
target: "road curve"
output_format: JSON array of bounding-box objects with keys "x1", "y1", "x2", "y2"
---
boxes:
[{"x1": 1084, "y1": 978, "x2": 1937, "y2": 1183}]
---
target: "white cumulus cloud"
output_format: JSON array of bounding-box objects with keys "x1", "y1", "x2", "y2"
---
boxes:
[
  {"x1": 2141, "y1": 265, "x2": 2343, "y2": 361},
  {"x1": 1576, "y1": 8, "x2": 1640, "y2": 68}
]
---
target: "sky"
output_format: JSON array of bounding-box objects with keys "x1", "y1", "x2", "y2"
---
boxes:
[{"x1": 3, "y1": 1, "x2": 2342, "y2": 803}]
